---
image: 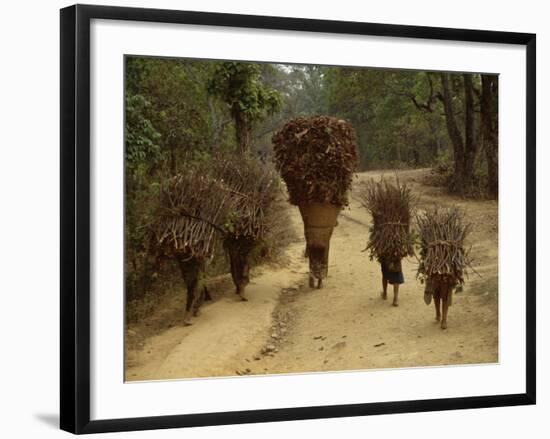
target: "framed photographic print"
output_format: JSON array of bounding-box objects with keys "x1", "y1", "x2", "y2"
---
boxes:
[{"x1": 60, "y1": 4, "x2": 536, "y2": 434}]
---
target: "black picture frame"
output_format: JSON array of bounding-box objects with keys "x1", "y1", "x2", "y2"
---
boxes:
[{"x1": 60, "y1": 4, "x2": 536, "y2": 434}]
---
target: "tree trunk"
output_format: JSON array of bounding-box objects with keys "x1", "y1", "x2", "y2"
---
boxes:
[
  {"x1": 234, "y1": 109, "x2": 251, "y2": 155},
  {"x1": 462, "y1": 73, "x2": 477, "y2": 191},
  {"x1": 428, "y1": 120, "x2": 439, "y2": 159},
  {"x1": 462, "y1": 74, "x2": 478, "y2": 192},
  {"x1": 169, "y1": 140, "x2": 176, "y2": 174},
  {"x1": 439, "y1": 73, "x2": 479, "y2": 194},
  {"x1": 440, "y1": 73, "x2": 465, "y2": 193},
  {"x1": 481, "y1": 75, "x2": 499, "y2": 198}
]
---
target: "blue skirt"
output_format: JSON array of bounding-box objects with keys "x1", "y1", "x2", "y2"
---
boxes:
[{"x1": 381, "y1": 259, "x2": 404, "y2": 284}]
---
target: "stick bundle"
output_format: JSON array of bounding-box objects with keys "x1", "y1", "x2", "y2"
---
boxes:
[
  {"x1": 416, "y1": 207, "x2": 472, "y2": 285},
  {"x1": 152, "y1": 167, "x2": 234, "y2": 260},
  {"x1": 212, "y1": 156, "x2": 279, "y2": 241},
  {"x1": 359, "y1": 178, "x2": 415, "y2": 262},
  {"x1": 272, "y1": 116, "x2": 358, "y2": 206}
]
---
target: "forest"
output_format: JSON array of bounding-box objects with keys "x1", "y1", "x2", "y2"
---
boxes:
[{"x1": 125, "y1": 56, "x2": 498, "y2": 320}]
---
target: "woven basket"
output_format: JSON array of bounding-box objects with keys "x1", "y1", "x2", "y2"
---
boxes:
[
  {"x1": 298, "y1": 203, "x2": 340, "y2": 281},
  {"x1": 299, "y1": 203, "x2": 339, "y2": 247}
]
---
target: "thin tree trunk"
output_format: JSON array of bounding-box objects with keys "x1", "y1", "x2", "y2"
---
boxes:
[
  {"x1": 234, "y1": 110, "x2": 251, "y2": 155},
  {"x1": 169, "y1": 140, "x2": 176, "y2": 174},
  {"x1": 428, "y1": 119, "x2": 440, "y2": 159},
  {"x1": 208, "y1": 98, "x2": 219, "y2": 147},
  {"x1": 481, "y1": 75, "x2": 499, "y2": 198},
  {"x1": 462, "y1": 74, "x2": 478, "y2": 191},
  {"x1": 440, "y1": 73, "x2": 465, "y2": 193}
]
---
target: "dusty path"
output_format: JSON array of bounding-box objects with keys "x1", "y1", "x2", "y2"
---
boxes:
[{"x1": 126, "y1": 169, "x2": 498, "y2": 381}]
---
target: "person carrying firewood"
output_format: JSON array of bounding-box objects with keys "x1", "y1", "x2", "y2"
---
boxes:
[
  {"x1": 151, "y1": 168, "x2": 235, "y2": 326},
  {"x1": 416, "y1": 207, "x2": 472, "y2": 329},
  {"x1": 273, "y1": 116, "x2": 358, "y2": 289},
  {"x1": 360, "y1": 178, "x2": 415, "y2": 307},
  {"x1": 380, "y1": 256, "x2": 405, "y2": 306}
]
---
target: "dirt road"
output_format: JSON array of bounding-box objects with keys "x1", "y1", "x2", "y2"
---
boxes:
[{"x1": 126, "y1": 169, "x2": 498, "y2": 381}]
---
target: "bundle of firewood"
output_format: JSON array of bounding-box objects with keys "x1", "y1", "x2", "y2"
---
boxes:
[
  {"x1": 416, "y1": 207, "x2": 472, "y2": 285},
  {"x1": 359, "y1": 178, "x2": 415, "y2": 262},
  {"x1": 272, "y1": 116, "x2": 358, "y2": 206},
  {"x1": 152, "y1": 167, "x2": 234, "y2": 260},
  {"x1": 212, "y1": 156, "x2": 279, "y2": 241}
]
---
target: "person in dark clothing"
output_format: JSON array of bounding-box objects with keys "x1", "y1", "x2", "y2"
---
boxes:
[{"x1": 380, "y1": 257, "x2": 404, "y2": 306}]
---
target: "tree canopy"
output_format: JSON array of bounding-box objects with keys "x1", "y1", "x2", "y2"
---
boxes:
[{"x1": 207, "y1": 62, "x2": 282, "y2": 154}]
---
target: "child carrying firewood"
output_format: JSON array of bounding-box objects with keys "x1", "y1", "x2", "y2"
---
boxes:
[
  {"x1": 360, "y1": 178, "x2": 415, "y2": 307},
  {"x1": 416, "y1": 207, "x2": 471, "y2": 329},
  {"x1": 380, "y1": 256, "x2": 404, "y2": 306}
]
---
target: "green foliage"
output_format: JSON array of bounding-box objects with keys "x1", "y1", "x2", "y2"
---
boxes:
[
  {"x1": 125, "y1": 178, "x2": 161, "y2": 304},
  {"x1": 323, "y1": 69, "x2": 448, "y2": 170},
  {"x1": 208, "y1": 62, "x2": 282, "y2": 124},
  {"x1": 126, "y1": 56, "x2": 231, "y2": 169},
  {"x1": 208, "y1": 62, "x2": 282, "y2": 153},
  {"x1": 125, "y1": 94, "x2": 162, "y2": 170}
]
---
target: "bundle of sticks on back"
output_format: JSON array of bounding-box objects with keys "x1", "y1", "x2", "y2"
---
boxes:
[
  {"x1": 212, "y1": 156, "x2": 279, "y2": 241},
  {"x1": 272, "y1": 116, "x2": 358, "y2": 206},
  {"x1": 359, "y1": 178, "x2": 415, "y2": 261},
  {"x1": 152, "y1": 167, "x2": 234, "y2": 260},
  {"x1": 416, "y1": 207, "x2": 472, "y2": 285}
]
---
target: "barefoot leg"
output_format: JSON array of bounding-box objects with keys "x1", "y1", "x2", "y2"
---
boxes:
[
  {"x1": 392, "y1": 283, "x2": 399, "y2": 306},
  {"x1": 434, "y1": 290, "x2": 441, "y2": 322},
  {"x1": 177, "y1": 255, "x2": 200, "y2": 326},
  {"x1": 381, "y1": 278, "x2": 388, "y2": 300},
  {"x1": 183, "y1": 314, "x2": 193, "y2": 326},
  {"x1": 441, "y1": 287, "x2": 449, "y2": 329},
  {"x1": 204, "y1": 286, "x2": 212, "y2": 301},
  {"x1": 184, "y1": 282, "x2": 196, "y2": 325},
  {"x1": 236, "y1": 284, "x2": 248, "y2": 301}
]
